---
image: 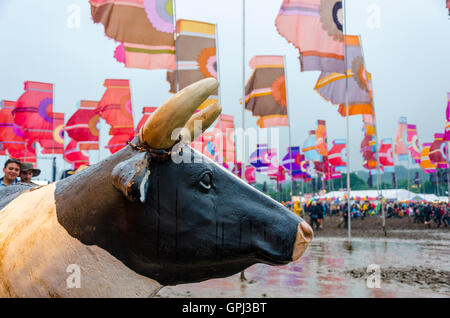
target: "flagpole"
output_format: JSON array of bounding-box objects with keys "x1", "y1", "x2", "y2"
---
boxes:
[
  {"x1": 215, "y1": 23, "x2": 224, "y2": 164},
  {"x1": 240, "y1": 0, "x2": 247, "y2": 283},
  {"x1": 283, "y1": 55, "x2": 294, "y2": 208},
  {"x1": 359, "y1": 35, "x2": 386, "y2": 236},
  {"x1": 172, "y1": 0, "x2": 180, "y2": 94},
  {"x1": 343, "y1": 0, "x2": 351, "y2": 246}
]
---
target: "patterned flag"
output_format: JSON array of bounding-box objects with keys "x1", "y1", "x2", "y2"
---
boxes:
[
  {"x1": 429, "y1": 133, "x2": 448, "y2": 169},
  {"x1": 249, "y1": 144, "x2": 277, "y2": 173},
  {"x1": 302, "y1": 130, "x2": 322, "y2": 162},
  {"x1": 90, "y1": 0, "x2": 176, "y2": 70},
  {"x1": 420, "y1": 143, "x2": 437, "y2": 174},
  {"x1": 244, "y1": 56, "x2": 289, "y2": 128},
  {"x1": 361, "y1": 115, "x2": 378, "y2": 171},
  {"x1": 65, "y1": 101, "x2": 100, "y2": 151},
  {"x1": 167, "y1": 19, "x2": 218, "y2": 110},
  {"x1": 275, "y1": 0, "x2": 345, "y2": 73},
  {"x1": 328, "y1": 139, "x2": 347, "y2": 172},
  {"x1": 407, "y1": 124, "x2": 421, "y2": 164},
  {"x1": 379, "y1": 138, "x2": 394, "y2": 172},
  {"x1": 64, "y1": 139, "x2": 89, "y2": 170},
  {"x1": 314, "y1": 36, "x2": 373, "y2": 117},
  {"x1": 281, "y1": 146, "x2": 303, "y2": 177},
  {"x1": 244, "y1": 165, "x2": 256, "y2": 184},
  {"x1": 0, "y1": 100, "x2": 36, "y2": 163},
  {"x1": 97, "y1": 79, "x2": 134, "y2": 153},
  {"x1": 315, "y1": 120, "x2": 328, "y2": 157},
  {"x1": 40, "y1": 112, "x2": 65, "y2": 155},
  {"x1": 13, "y1": 81, "x2": 57, "y2": 150},
  {"x1": 444, "y1": 93, "x2": 450, "y2": 141},
  {"x1": 232, "y1": 162, "x2": 242, "y2": 178},
  {"x1": 136, "y1": 107, "x2": 157, "y2": 133},
  {"x1": 211, "y1": 114, "x2": 236, "y2": 164},
  {"x1": 394, "y1": 117, "x2": 409, "y2": 161}
]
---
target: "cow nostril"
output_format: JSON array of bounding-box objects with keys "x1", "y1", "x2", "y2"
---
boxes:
[{"x1": 292, "y1": 221, "x2": 313, "y2": 261}]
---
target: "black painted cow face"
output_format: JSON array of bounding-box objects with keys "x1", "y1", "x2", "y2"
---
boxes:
[{"x1": 118, "y1": 145, "x2": 312, "y2": 285}]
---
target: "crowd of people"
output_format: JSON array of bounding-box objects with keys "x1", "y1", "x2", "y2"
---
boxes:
[
  {"x1": 0, "y1": 158, "x2": 41, "y2": 187},
  {"x1": 289, "y1": 198, "x2": 450, "y2": 231}
]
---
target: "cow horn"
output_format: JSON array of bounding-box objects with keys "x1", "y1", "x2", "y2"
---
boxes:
[
  {"x1": 139, "y1": 78, "x2": 219, "y2": 149},
  {"x1": 181, "y1": 103, "x2": 222, "y2": 143}
]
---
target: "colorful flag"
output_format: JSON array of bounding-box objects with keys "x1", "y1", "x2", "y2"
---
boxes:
[
  {"x1": 429, "y1": 133, "x2": 448, "y2": 169},
  {"x1": 90, "y1": 0, "x2": 176, "y2": 70},
  {"x1": 420, "y1": 143, "x2": 437, "y2": 174},
  {"x1": 97, "y1": 79, "x2": 134, "y2": 136},
  {"x1": 244, "y1": 56, "x2": 289, "y2": 128},
  {"x1": 447, "y1": 0, "x2": 450, "y2": 15},
  {"x1": 249, "y1": 144, "x2": 277, "y2": 173},
  {"x1": 328, "y1": 139, "x2": 347, "y2": 172},
  {"x1": 12, "y1": 81, "x2": 57, "y2": 150},
  {"x1": 275, "y1": 0, "x2": 345, "y2": 73},
  {"x1": 232, "y1": 162, "x2": 242, "y2": 178},
  {"x1": 407, "y1": 124, "x2": 421, "y2": 164},
  {"x1": 211, "y1": 114, "x2": 236, "y2": 164},
  {"x1": 136, "y1": 107, "x2": 157, "y2": 133},
  {"x1": 281, "y1": 146, "x2": 303, "y2": 177},
  {"x1": 302, "y1": 130, "x2": 322, "y2": 162},
  {"x1": 379, "y1": 138, "x2": 394, "y2": 172},
  {"x1": 64, "y1": 139, "x2": 89, "y2": 170},
  {"x1": 40, "y1": 112, "x2": 65, "y2": 155},
  {"x1": 105, "y1": 134, "x2": 132, "y2": 154},
  {"x1": 0, "y1": 100, "x2": 35, "y2": 162},
  {"x1": 65, "y1": 100, "x2": 100, "y2": 150},
  {"x1": 166, "y1": 19, "x2": 218, "y2": 109},
  {"x1": 315, "y1": 120, "x2": 328, "y2": 157},
  {"x1": 314, "y1": 36, "x2": 373, "y2": 117},
  {"x1": 444, "y1": 93, "x2": 450, "y2": 141},
  {"x1": 244, "y1": 165, "x2": 256, "y2": 184},
  {"x1": 394, "y1": 117, "x2": 409, "y2": 161}
]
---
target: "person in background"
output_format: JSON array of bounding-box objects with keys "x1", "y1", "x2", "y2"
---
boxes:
[
  {"x1": 19, "y1": 162, "x2": 41, "y2": 184},
  {"x1": 0, "y1": 159, "x2": 21, "y2": 187}
]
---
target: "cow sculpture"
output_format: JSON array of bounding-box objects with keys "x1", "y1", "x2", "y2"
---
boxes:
[{"x1": 0, "y1": 78, "x2": 313, "y2": 297}]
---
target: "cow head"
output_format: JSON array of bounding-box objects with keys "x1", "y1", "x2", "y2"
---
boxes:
[{"x1": 57, "y1": 78, "x2": 313, "y2": 286}]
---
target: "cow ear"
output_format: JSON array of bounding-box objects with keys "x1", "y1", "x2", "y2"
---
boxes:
[{"x1": 111, "y1": 152, "x2": 151, "y2": 203}]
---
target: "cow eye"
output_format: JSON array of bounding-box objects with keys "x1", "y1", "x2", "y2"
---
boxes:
[{"x1": 199, "y1": 172, "x2": 213, "y2": 190}]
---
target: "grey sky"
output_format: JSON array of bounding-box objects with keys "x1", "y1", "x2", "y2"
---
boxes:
[{"x1": 0, "y1": 0, "x2": 449, "y2": 181}]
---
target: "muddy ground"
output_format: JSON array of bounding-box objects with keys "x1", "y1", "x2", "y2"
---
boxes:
[{"x1": 310, "y1": 215, "x2": 450, "y2": 240}]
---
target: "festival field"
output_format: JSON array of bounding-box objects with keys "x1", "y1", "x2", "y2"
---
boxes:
[{"x1": 157, "y1": 218, "x2": 450, "y2": 298}]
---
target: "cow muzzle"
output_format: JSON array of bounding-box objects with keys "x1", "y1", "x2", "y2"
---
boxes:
[{"x1": 292, "y1": 221, "x2": 313, "y2": 261}]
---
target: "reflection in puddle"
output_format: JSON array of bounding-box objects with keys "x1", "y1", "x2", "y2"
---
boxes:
[{"x1": 158, "y1": 237, "x2": 450, "y2": 298}]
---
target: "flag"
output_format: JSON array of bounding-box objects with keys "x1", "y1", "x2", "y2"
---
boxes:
[
  {"x1": 314, "y1": 36, "x2": 373, "y2": 117},
  {"x1": 97, "y1": 79, "x2": 134, "y2": 154},
  {"x1": 65, "y1": 100, "x2": 100, "y2": 150},
  {"x1": 328, "y1": 139, "x2": 347, "y2": 172},
  {"x1": 420, "y1": 143, "x2": 436, "y2": 174},
  {"x1": 89, "y1": 0, "x2": 176, "y2": 70},
  {"x1": 394, "y1": 117, "x2": 409, "y2": 161},
  {"x1": 136, "y1": 107, "x2": 157, "y2": 133},
  {"x1": 315, "y1": 120, "x2": 328, "y2": 157},
  {"x1": 64, "y1": 139, "x2": 90, "y2": 170},
  {"x1": 407, "y1": 124, "x2": 421, "y2": 164},
  {"x1": 244, "y1": 165, "x2": 256, "y2": 184},
  {"x1": 40, "y1": 112, "x2": 65, "y2": 155},
  {"x1": 281, "y1": 146, "x2": 303, "y2": 177},
  {"x1": 249, "y1": 144, "x2": 277, "y2": 173},
  {"x1": 429, "y1": 133, "x2": 448, "y2": 169},
  {"x1": 302, "y1": 130, "x2": 322, "y2": 162},
  {"x1": 444, "y1": 93, "x2": 450, "y2": 141},
  {"x1": 12, "y1": 81, "x2": 57, "y2": 149},
  {"x1": 0, "y1": 100, "x2": 36, "y2": 163},
  {"x1": 379, "y1": 138, "x2": 394, "y2": 172},
  {"x1": 211, "y1": 114, "x2": 236, "y2": 164},
  {"x1": 166, "y1": 19, "x2": 218, "y2": 109},
  {"x1": 275, "y1": 0, "x2": 345, "y2": 73},
  {"x1": 232, "y1": 162, "x2": 242, "y2": 178},
  {"x1": 105, "y1": 134, "x2": 132, "y2": 154},
  {"x1": 244, "y1": 56, "x2": 289, "y2": 128}
]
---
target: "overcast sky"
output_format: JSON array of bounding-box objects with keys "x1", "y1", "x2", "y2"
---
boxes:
[{"x1": 0, "y1": 0, "x2": 449, "y2": 180}]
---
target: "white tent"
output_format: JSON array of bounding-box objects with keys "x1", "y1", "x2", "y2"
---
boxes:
[{"x1": 318, "y1": 189, "x2": 446, "y2": 202}]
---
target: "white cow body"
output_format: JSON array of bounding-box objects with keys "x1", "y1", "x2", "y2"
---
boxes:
[{"x1": 0, "y1": 183, "x2": 161, "y2": 298}]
